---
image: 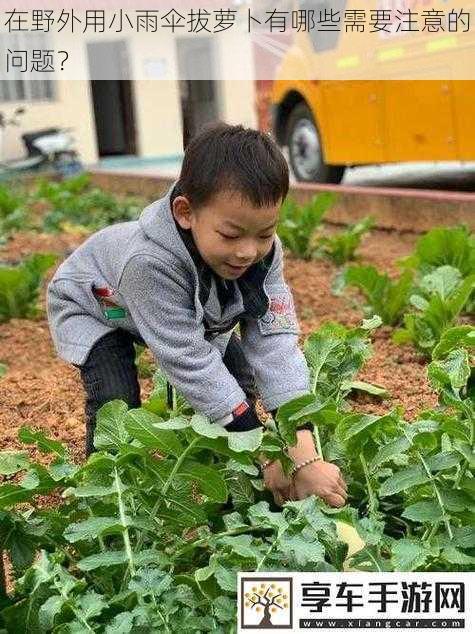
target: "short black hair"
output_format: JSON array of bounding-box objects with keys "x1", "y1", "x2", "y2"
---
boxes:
[{"x1": 175, "y1": 122, "x2": 289, "y2": 209}]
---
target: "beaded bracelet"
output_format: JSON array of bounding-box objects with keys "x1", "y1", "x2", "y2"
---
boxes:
[
  {"x1": 260, "y1": 459, "x2": 274, "y2": 472},
  {"x1": 290, "y1": 456, "x2": 322, "y2": 478}
]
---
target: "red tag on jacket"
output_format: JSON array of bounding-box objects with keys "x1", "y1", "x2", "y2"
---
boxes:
[{"x1": 233, "y1": 401, "x2": 249, "y2": 417}]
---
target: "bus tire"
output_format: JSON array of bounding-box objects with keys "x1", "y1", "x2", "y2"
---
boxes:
[{"x1": 286, "y1": 102, "x2": 345, "y2": 184}]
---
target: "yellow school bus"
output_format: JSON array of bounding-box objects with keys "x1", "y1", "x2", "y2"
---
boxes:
[{"x1": 271, "y1": 0, "x2": 475, "y2": 182}]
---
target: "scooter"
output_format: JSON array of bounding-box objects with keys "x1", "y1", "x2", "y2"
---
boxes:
[{"x1": 0, "y1": 107, "x2": 83, "y2": 178}]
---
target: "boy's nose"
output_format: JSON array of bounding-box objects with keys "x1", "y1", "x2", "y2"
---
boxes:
[{"x1": 235, "y1": 243, "x2": 257, "y2": 262}]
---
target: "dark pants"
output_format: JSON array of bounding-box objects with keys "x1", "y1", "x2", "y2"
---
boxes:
[{"x1": 75, "y1": 329, "x2": 257, "y2": 456}]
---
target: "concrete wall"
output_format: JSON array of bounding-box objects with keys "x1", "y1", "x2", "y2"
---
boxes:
[{"x1": 88, "y1": 171, "x2": 475, "y2": 234}]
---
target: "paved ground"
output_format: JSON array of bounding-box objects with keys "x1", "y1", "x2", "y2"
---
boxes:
[{"x1": 92, "y1": 155, "x2": 475, "y2": 192}]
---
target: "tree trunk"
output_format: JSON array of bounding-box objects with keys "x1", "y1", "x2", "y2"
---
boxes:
[{"x1": 259, "y1": 605, "x2": 273, "y2": 626}]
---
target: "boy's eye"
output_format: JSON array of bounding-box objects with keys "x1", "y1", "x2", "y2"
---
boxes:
[
  {"x1": 260, "y1": 234, "x2": 274, "y2": 240},
  {"x1": 219, "y1": 232, "x2": 239, "y2": 240}
]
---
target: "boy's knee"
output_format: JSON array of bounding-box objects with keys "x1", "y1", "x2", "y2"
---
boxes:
[{"x1": 85, "y1": 377, "x2": 140, "y2": 409}]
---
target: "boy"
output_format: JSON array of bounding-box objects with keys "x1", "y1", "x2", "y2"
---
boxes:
[{"x1": 47, "y1": 123, "x2": 347, "y2": 508}]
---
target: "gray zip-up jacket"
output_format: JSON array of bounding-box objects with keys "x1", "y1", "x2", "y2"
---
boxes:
[{"x1": 46, "y1": 182, "x2": 310, "y2": 422}]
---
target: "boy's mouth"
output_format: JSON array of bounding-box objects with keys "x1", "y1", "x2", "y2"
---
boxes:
[{"x1": 224, "y1": 262, "x2": 250, "y2": 275}]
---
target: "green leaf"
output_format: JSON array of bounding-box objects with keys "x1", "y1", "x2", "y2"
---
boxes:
[
  {"x1": 228, "y1": 427, "x2": 263, "y2": 453},
  {"x1": 278, "y1": 533, "x2": 326, "y2": 566},
  {"x1": 418, "y1": 265, "x2": 463, "y2": 300},
  {"x1": 77, "y1": 549, "x2": 163, "y2": 571},
  {"x1": 425, "y1": 451, "x2": 461, "y2": 472},
  {"x1": 128, "y1": 567, "x2": 173, "y2": 597},
  {"x1": 190, "y1": 414, "x2": 228, "y2": 439},
  {"x1": 336, "y1": 413, "x2": 394, "y2": 445},
  {"x1": 18, "y1": 426, "x2": 67, "y2": 458},
  {"x1": 104, "y1": 612, "x2": 134, "y2": 634},
  {"x1": 391, "y1": 539, "x2": 430, "y2": 571},
  {"x1": 429, "y1": 349, "x2": 470, "y2": 391},
  {"x1": 0, "y1": 484, "x2": 37, "y2": 508},
  {"x1": 38, "y1": 595, "x2": 66, "y2": 631},
  {"x1": 64, "y1": 517, "x2": 124, "y2": 543},
  {"x1": 124, "y1": 408, "x2": 183, "y2": 456},
  {"x1": 441, "y1": 547, "x2": 475, "y2": 566},
  {"x1": 344, "y1": 380, "x2": 389, "y2": 398},
  {"x1": 248, "y1": 501, "x2": 288, "y2": 532},
  {"x1": 413, "y1": 225, "x2": 475, "y2": 277},
  {"x1": 178, "y1": 460, "x2": 228, "y2": 503},
  {"x1": 228, "y1": 472, "x2": 255, "y2": 508},
  {"x1": 402, "y1": 501, "x2": 443, "y2": 523},
  {"x1": 380, "y1": 466, "x2": 430, "y2": 497},
  {"x1": 217, "y1": 534, "x2": 262, "y2": 560},
  {"x1": 0, "y1": 451, "x2": 29, "y2": 475},
  {"x1": 453, "y1": 442, "x2": 475, "y2": 468},
  {"x1": 362, "y1": 315, "x2": 383, "y2": 331},
  {"x1": 63, "y1": 483, "x2": 125, "y2": 499},
  {"x1": 0, "y1": 362, "x2": 7, "y2": 377},
  {"x1": 370, "y1": 437, "x2": 411, "y2": 472},
  {"x1": 76, "y1": 591, "x2": 107, "y2": 620},
  {"x1": 348, "y1": 545, "x2": 391, "y2": 572},
  {"x1": 433, "y1": 325, "x2": 475, "y2": 359},
  {"x1": 94, "y1": 400, "x2": 130, "y2": 451}
]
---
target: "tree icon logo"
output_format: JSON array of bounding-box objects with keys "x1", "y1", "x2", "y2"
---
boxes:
[{"x1": 240, "y1": 577, "x2": 292, "y2": 629}]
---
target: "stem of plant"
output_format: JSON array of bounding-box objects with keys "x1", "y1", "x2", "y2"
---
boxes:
[
  {"x1": 53, "y1": 578, "x2": 95, "y2": 633},
  {"x1": 114, "y1": 468, "x2": 136, "y2": 587},
  {"x1": 313, "y1": 425, "x2": 323, "y2": 460},
  {"x1": 256, "y1": 504, "x2": 306, "y2": 572},
  {"x1": 401, "y1": 429, "x2": 454, "y2": 542},
  {"x1": 134, "y1": 437, "x2": 201, "y2": 555},
  {"x1": 360, "y1": 452, "x2": 378, "y2": 515},
  {"x1": 176, "y1": 525, "x2": 269, "y2": 559},
  {"x1": 418, "y1": 454, "x2": 453, "y2": 542}
]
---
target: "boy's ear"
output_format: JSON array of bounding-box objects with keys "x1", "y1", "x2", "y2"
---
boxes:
[{"x1": 172, "y1": 195, "x2": 194, "y2": 230}]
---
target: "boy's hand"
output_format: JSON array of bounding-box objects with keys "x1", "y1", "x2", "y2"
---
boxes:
[
  {"x1": 262, "y1": 460, "x2": 293, "y2": 507},
  {"x1": 291, "y1": 460, "x2": 347, "y2": 508},
  {"x1": 287, "y1": 429, "x2": 348, "y2": 508}
]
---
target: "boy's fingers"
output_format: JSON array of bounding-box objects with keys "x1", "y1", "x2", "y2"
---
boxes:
[
  {"x1": 338, "y1": 475, "x2": 347, "y2": 491},
  {"x1": 325, "y1": 493, "x2": 346, "y2": 508},
  {"x1": 334, "y1": 483, "x2": 347, "y2": 499}
]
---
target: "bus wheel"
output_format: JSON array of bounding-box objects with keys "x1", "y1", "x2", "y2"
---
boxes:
[{"x1": 287, "y1": 103, "x2": 345, "y2": 184}]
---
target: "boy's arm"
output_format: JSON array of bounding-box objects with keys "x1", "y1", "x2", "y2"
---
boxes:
[
  {"x1": 239, "y1": 237, "x2": 310, "y2": 412},
  {"x1": 119, "y1": 255, "x2": 248, "y2": 423}
]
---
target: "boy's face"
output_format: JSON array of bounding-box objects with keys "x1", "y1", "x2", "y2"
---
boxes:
[{"x1": 172, "y1": 190, "x2": 280, "y2": 280}]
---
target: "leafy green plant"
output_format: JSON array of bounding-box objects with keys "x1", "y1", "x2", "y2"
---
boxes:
[
  {"x1": 1, "y1": 320, "x2": 473, "y2": 632},
  {"x1": 0, "y1": 403, "x2": 349, "y2": 632},
  {"x1": 279, "y1": 324, "x2": 475, "y2": 572},
  {"x1": 34, "y1": 175, "x2": 144, "y2": 234},
  {"x1": 316, "y1": 216, "x2": 374, "y2": 266},
  {"x1": 34, "y1": 173, "x2": 91, "y2": 204},
  {"x1": 277, "y1": 193, "x2": 336, "y2": 260},
  {"x1": 334, "y1": 264, "x2": 414, "y2": 326},
  {"x1": 403, "y1": 225, "x2": 475, "y2": 277},
  {"x1": 394, "y1": 270, "x2": 475, "y2": 355},
  {"x1": 0, "y1": 185, "x2": 30, "y2": 239},
  {"x1": 0, "y1": 253, "x2": 57, "y2": 322}
]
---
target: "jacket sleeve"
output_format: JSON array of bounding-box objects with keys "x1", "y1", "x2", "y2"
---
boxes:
[
  {"x1": 239, "y1": 238, "x2": 310, "y2": 412},
  {"x1": 119, "y1": 255, "x2": 246, "y2": 422}
]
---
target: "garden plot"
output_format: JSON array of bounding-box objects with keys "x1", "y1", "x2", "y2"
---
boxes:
[{"x1": 0, "y1": 177, "x2": 473, "y2": 632}]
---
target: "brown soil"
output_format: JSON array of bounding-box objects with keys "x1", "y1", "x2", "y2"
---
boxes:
[{"x1": 0, "y1": 226, "x2": 436, "y2": 465}]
